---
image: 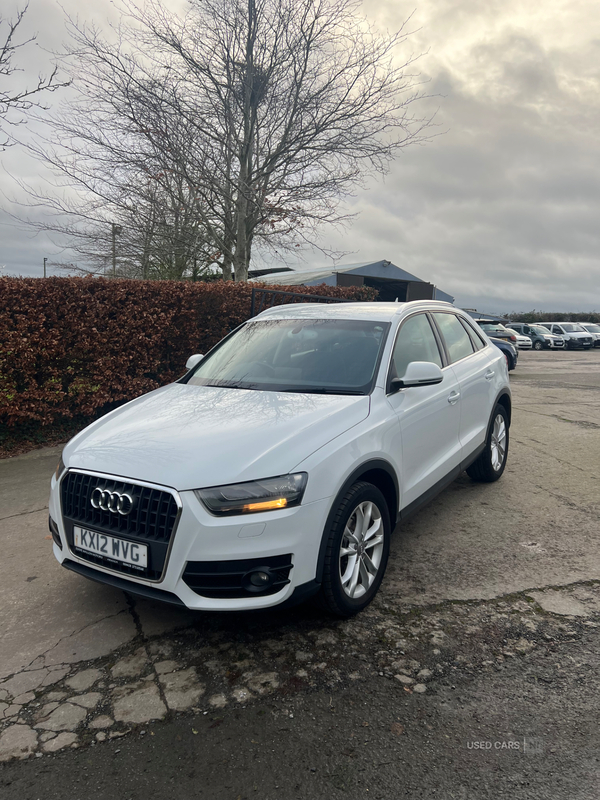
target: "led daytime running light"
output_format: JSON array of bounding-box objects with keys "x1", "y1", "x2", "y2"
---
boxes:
[{"x1": 241, "y1": 498, "x2": 288, "y2": 512}]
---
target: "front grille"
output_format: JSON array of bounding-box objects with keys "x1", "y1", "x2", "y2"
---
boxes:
[
  {"x1": 183, "y1": 554, "x2": 293, "y2": 599},
  {"x1": 60, "y1": 471, "x2": 179, "y2": 581},
  {"x1": 61, "y1": 471, "x2": 178, "y2": 541}
]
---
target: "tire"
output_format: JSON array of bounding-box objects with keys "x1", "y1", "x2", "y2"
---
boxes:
[
  {"x1": 319, "y1": 482, "x2": 391, "y2": 617},
  {"x1": 466, "y1": 404, "x2": 509, "y2": 483},
  {"x1": 533, "y1": 340, "x2": 543, "y2": 351}
]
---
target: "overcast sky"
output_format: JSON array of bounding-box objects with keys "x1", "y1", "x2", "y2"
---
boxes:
[{"x1": 1, "y1": 0, "x2": 599, "y2": 313}]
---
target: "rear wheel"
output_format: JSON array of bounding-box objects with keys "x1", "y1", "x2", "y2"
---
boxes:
[
  {"x1": 319, "y1": 482, "x2": 391, "y2": 617},
  {"x1": 467, "y1": 404, "x2": 509, "y2": 483}
]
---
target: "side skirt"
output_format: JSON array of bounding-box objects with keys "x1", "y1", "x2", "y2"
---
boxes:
[{"x1": 398, "y1": 442, "x2": 486, "y2": 524}]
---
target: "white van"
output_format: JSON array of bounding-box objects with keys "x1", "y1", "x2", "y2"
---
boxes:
[{"x1": 540, "y1": 323, "x2": 593, "y2": 349}]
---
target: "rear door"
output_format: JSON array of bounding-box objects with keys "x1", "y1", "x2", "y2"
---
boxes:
[{"x1": 431, "y1": 312, "x2": 497, "y2": 461}]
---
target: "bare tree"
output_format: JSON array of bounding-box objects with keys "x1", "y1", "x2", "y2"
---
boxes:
[
  {"x1": 0, "y1": 3, "x2": 69, "y2": 147},
  {"x1": 20, "y1": 74, "x2": 218, "y2": 279},
  {"x1": 26, "y1": 0, "x2": 435, "y2": 280},
  {"x1": 131, "y1": 0, "x2": 435, "y2": 280}
]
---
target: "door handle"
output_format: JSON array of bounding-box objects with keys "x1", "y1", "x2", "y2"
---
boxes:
[
  {"x1": 447, "y1": 391, "x2": 460, "y2": 405},
  {"x1": 485, "y1": 370, "x2": 495, "y2": 381}
]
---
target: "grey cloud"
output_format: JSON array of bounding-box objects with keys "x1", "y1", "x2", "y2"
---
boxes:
[{"x1": 300, "y1": 20, "x2": 600, "y2": 313}]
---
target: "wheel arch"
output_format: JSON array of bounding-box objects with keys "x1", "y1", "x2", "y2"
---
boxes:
[
  {"x1": 314, "y1": 459, "x2": 399, "y2": 584},
  {"x1": 495, "y1": 390, "x2": 512, "y2": 426}
]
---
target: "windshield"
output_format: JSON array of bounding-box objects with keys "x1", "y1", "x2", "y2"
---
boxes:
[
  {"x1": 582, "y1": 324, "x2": 600, "y2": 333},
  {"x1": 187, "y1": 318, "x2": 390, "y2": 394},
  {"x1": 531, "y1": 326, "x2": 552, "y2": 335},
  {"x1": 560, "y1": 323, "x2": 586, "y2": 332},
  {"x1": 479, "y1": 323, "x2": 507, "y2": 333}
]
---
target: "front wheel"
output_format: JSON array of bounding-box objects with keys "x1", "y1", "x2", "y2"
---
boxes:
[
  {"x1": 466, "y1": 404, "x2": 509, "y2": 482},
  {"x1": 319, "y1": 482, "x2": 391, "y2": 617},
  {"x1": 533, "y1": 340, "x2": 543, "y2": 351}
]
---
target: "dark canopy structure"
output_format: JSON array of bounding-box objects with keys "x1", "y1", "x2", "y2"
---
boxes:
[{"x1": 250, "y1": 260, "x2": 454, "y2": 304}]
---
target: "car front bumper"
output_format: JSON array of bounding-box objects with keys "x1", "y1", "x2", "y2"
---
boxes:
[{"x1": 50, "y1": 470, "x2": 331, "y2": 611}]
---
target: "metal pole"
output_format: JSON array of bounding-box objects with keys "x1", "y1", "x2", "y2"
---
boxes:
[
  {"x1": 111, "y1": 224, "x2": 123, "y2": 277},
  {"x1": 43, "y1": 257, "x2": 47, "y2": 278}
]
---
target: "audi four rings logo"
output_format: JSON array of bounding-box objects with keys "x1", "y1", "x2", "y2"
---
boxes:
[{"x1": 91, "y1": 488, "x2": 134, "y2": 515}]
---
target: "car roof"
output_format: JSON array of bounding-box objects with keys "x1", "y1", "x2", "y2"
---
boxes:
[{"x1": 254, "y1": 300, "x2": 456, "y2": 323}]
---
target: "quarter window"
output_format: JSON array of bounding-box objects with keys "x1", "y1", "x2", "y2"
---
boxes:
[
  {"x1": 459, "y1": 317, "x2": 486, "y2": 351},
  {"x1": 390, "y1": 314, "x2": 443, "y2": 380},
  {"x1": 433, "y1": 313, "x2": 475, "y2": 363}
]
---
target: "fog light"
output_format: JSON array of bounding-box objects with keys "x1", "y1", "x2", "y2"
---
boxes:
[
  {"x1": 242, "y1": 568, "x2": 274, "y2": 593},
  {"x1": 250, "y1": 571, "x2": 270, "y2": 586}
]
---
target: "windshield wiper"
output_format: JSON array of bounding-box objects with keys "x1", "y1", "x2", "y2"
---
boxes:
[
  {"x1": 203, "y1": 382, "x2": 258, "y2": 390},
  {"x1": 282, "y1": 388, "x2": 365, "y2": 395}
]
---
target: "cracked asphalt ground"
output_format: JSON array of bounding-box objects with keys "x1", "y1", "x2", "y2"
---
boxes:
[{"x1": 1, "y1": 348, "x2": 599, "y2": 799}]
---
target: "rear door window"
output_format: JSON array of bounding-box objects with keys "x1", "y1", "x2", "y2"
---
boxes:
[
  {"x1": 460, "y1": 317, "x2": 487, "y2": 351},
  {"x1": 432, "y1": 313, "x2": 475, "y2": 363}
]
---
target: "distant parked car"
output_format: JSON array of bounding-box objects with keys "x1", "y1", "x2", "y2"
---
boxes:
[
  {"x1": 509, "y1": 323, "x2": 565, "y2": 351},
  {"x1": 540, "y1": 323, "x2": 593, "y2": 349},
  {"x1": 490, "y1": 337, "x2": 518, "y2": 370},
  {"x1": 579, "y1": 323, "x2": 600, "y2": 348},
  {"x1": 474, "y1": 321, "x2": 518, "y2": 345},
  {"x1": 505, "y1": 328, "x2": 532, "y2": 349}
]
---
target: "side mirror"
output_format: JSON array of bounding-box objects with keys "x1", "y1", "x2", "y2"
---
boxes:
[
  {"x1": 389, "y1": 361, "x2": 444, "y2": 392},
  {"x1": 185, "y1": 354, "x2": 204, "y2": 371}
]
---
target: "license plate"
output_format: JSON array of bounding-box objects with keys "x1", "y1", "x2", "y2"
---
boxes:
[{"x1": 73, "y1": 526, "x2": 148, "y2": 569}]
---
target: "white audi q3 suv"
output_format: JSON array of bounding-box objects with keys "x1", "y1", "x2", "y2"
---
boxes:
[{"x1": 49, "y1": 301, "x2": 511, "y2": 616}]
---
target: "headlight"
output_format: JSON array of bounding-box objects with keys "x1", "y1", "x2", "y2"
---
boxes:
[
  {"x1": 55, "y1": 455, "x2": 65, "y2": 480},
  {"x1": 195, "y1": 473, "x2": 308, "y2": 516}
]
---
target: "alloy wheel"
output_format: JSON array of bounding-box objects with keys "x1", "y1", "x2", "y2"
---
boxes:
[
  {"x1": 338, "y1": 501, "x2": 384, "y2": 599},
  {"x1": 491, "y1": 414, "x2": 507, "y2": 471}
]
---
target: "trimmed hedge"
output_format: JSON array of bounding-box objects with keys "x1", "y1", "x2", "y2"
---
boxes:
[
  {"x1": 0, "y1": 277, "x2": 377, "y2": 430},
  {"x1": 508, "y1": 311, "x2": 600, "y2": 324}
]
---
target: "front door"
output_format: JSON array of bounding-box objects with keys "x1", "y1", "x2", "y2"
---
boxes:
[{"x1": 386, "y1": 313, "x2": 462, "y2": 509}]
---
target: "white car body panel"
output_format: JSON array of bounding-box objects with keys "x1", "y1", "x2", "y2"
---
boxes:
[
  {"x1": 62, "y1": 383, "x2": 370, "y2": 490},
  {"x1": 386, "y1": 367, "x2": 461, "y2": 507},
  {"x1": 450, "y1": 347, "x2": 501, "y2": 459}
]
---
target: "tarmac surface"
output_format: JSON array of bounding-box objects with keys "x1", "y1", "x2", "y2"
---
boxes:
[{"x1": 1, "y1": 348, "x2": 599, "y2": 799}]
